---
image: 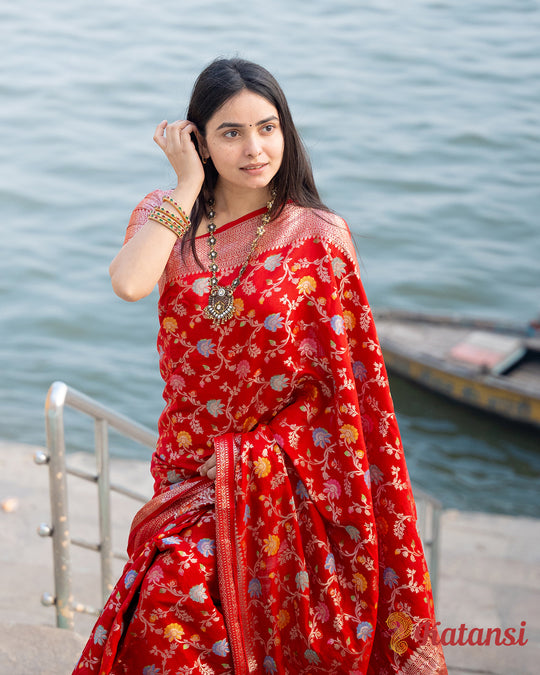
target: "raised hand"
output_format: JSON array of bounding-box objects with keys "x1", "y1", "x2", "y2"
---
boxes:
[{"x1": 153, "y1": 119, "x2": 206, "y2": 192}]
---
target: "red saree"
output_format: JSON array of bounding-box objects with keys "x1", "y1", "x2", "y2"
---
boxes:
[{"x1": 73, "y1": 192, "x2": 447, "y2": 674}]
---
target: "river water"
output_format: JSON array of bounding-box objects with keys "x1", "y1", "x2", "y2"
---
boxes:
[{"x1": 1, "y1": 0, "x2": 539, "y2": 515}]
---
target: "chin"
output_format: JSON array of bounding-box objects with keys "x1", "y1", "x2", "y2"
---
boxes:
[
  {"x1": 239, "y1": 177, "x2": 272, "y2": 191},
  {"x1": 244, "y1": 170, "x2": 277, "y2": 187}
]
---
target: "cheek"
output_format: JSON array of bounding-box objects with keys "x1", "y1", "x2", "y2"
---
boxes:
[
  {"x1": 209, "y1": 144, "x2": 236, "y2": 168},
  {"x1": 275, "y1": 139, "x2": 285, "y2": 165},
  {"x1": 268, "y1": 133, "x2": 285, "y2": 160}
]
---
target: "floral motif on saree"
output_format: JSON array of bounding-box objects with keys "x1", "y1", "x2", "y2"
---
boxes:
[{"x1": 73, "y1": 192, "x2": 447, "y2": 674}]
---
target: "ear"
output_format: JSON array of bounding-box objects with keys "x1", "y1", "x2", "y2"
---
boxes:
[{"x1": 194, "y1": 129, "x2": 209, "y2": 160}]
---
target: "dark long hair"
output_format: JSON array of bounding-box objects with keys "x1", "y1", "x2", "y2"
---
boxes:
[{"x1": 182, "y1": 58, "x2": 330, "y2": 265}]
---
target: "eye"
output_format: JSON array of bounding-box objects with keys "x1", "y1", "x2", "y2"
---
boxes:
[
  {"x1": 262, "y1": 124, "x2": 275, "y2": 133},
  {"x1": 224, "y1": 130, "x2": 239, "y2": 138}
]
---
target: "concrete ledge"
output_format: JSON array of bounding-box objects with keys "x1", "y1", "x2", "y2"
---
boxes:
[
  {"x1": 438, "y1": 509, "x2": 540, "y2": 675},
  {"x1": 0, "y1": 623, "x2": 85, "y2": 675}
]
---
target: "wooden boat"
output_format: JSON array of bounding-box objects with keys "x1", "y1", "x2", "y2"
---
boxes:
[{"x1": 373, "y1": 309, "x2": 540, "y2": 429}]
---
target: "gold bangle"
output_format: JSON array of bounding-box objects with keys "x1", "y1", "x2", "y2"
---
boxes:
[
  {"x1": 154, "y1": 206, "x2": 188, "y2": 228},
  {"x1": 162, "y1": 196, "x2": 191, "y2": 224},
  {"x1": 148, "y1": 214, "x2": 188, "y2": 239},
  {"x1": 150, "y1": 218, "x2": 187, "y2": 239},
  {"x1": 151, "y1": 208, "x2": 190, "y2": 236}
]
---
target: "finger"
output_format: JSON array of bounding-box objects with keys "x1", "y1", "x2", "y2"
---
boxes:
[
  {"x1": 179, "y1": 123, "x2": 200, "y2": 151},
  {"x1": 153, "y1": 120, "x2": 168, "y2": 149},
  {"x1": 205, "y1": 453, "x2": 217, "y2": 469},
  {"x1": 199, "y1": 464, "x2": 217, "y2": 480},
  {"x1": 199, "y1": 452, "x2": 216, "y2": 476},
  {"x1": 169, "y1": 119, "x2": 193, "y2": 129},
  {"x1": 164, "y1": 120, "x2": 189, "y2": 151},
  {"x1": 165, "y1": 121, "x2": 197, "y2": 145},
  {"x1": 179, "y1": 121, "x2": 197, "y2": 135},
  {"x1": 165, "y1": 120, "x2": 191, "y2": 135}
]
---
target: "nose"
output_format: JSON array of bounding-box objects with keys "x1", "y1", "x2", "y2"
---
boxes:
[{"x1": 245, "y1": 131, "x2": 262, "y2": 158}]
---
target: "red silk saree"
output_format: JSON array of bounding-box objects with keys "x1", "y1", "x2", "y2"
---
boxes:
[{"x1": 74, "y1": 193, "x2": 447, "y2": 674}]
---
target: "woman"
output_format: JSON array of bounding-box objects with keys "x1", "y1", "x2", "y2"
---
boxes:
[{"x1": 74, "y1": 58, "x2": 447, "y2": 674}]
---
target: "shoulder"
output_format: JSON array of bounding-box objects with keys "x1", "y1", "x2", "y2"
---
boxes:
[
  {"x1": 131, "y1": 188, "x2": 172, "y2": 214},
  {"x1": 272, "y1": 203, "x2": 357, "y2": 264},
  {"x1": 124, "y1": 188, "x2": 172, "y2": 244}
]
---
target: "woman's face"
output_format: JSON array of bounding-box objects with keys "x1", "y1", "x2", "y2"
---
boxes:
[{"x1": 202, "y1": 89, "x2": 284, "y2": 195}]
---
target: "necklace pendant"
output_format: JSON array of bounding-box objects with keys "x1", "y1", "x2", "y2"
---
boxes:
[
  {"x1": 205, "y1": 284, "x2": 235, "y2": 324},
  {"x1": 204, "y1": 190, "x2": 275, "y2": 325}
]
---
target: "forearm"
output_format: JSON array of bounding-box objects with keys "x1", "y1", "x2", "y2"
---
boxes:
[{"x1": 110, "y1": 183, "x2": 200, "y2": 301}]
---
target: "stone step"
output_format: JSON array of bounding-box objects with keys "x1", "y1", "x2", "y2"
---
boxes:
[{"x1": 0, "y1": 622, "x2": 85, "y2": 675}]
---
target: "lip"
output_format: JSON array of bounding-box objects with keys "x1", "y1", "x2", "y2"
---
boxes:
[{"x1": 240, "y1": 163, "x2": 268, "y2": 172}]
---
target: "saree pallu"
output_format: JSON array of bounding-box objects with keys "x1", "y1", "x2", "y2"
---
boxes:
[{"x1": 73, "y1": 194, "x2": 447, "y2": 674}]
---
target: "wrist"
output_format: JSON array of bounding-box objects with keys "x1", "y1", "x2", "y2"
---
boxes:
[{"x1": 173, "y1": 181, "x2": 202, "y2": 212}]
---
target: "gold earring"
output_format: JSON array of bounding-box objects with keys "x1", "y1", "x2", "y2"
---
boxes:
[{"x1": 202, "y1": 156, "x2": 208, "y2": 165}]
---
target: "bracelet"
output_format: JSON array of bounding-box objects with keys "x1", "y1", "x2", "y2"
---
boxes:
[
  {"x1": 152, "y1": 207, "x2": 189, "y2": 233},
  {"x1": 149, "y1": 216, "x2": 187, "y2": 239},
  {"x1": 162, "y1": 196, "x2": 191, "y2": 225},
  {"x1": 154, "y1": 206, "x2": 189, "y2": 229},
  {"x1": 148, "y1": 212, "x2": 188, "y2": 239}
]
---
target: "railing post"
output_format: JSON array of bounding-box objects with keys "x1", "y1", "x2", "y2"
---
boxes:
[
  {"x1": 430, "y1": 503, "x2": 441, "y2": 610},
  {"x1": 44, "y1": 381, "x2": 75, "y2": 630},
  {"x1": 413, "y1": 487, "x2": 442, "y2": 612},
  {"x1": 41, "y1": 381, "x2": 157, "y2": 626},
  {"x1": 95, "y1": 418, "x2": 113, "y2": 603}
]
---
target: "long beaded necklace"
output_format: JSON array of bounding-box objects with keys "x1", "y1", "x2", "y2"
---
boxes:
[{"x1": 204, "y1": 190, "x2": 276, "y2": 325}]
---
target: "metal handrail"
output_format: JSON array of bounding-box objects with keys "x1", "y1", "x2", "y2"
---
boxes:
[
  {"x1": 412, "y1": 485, "x2": 442, "y2": 608},
  {"x1": 37, "y1": 381, "x2": 157, "y2": 629},
  {"x1": 37, "y1": 381, "x2": 442, "y2": 629}
]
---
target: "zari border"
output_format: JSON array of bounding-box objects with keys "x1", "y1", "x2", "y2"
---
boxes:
[
  {"x1": 127, "y1": 478, "x2": 214, "y2": 556},
  {"x1": 160, "y1": 200, "x2": 361, "y2": 290},
  {"x1": 214, "y1": 433, "x2": 257, "y2": 675}
]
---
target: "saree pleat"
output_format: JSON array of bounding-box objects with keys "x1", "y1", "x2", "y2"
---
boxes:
[{"x1": 73, "y1": 194, "x2": 447, "y2": 674}]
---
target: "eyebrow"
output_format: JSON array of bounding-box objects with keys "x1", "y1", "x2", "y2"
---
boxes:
[{"x1": 215, "y1": 115, "x2": 279, "y2": 131}]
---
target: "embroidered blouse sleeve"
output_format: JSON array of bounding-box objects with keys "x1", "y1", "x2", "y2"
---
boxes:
[{"x1": 123, "y1": 190, "x2": 165, "y2": 244}]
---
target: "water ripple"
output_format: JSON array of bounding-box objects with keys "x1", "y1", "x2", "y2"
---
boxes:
[{"x1": 1, "y1": 0, "x2": 539, "y2": 515}]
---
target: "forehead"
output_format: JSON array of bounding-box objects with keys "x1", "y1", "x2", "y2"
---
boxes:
[{"x1": 208, "y1": 90, "x2": 278, "y2": 128}]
